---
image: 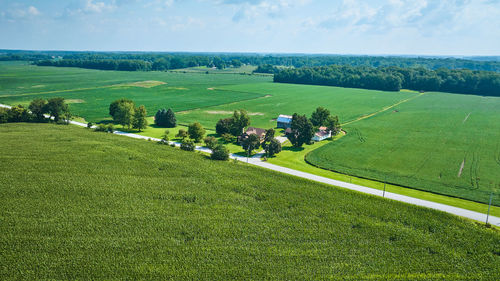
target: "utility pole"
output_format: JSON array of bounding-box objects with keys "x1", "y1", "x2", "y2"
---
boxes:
[{"x1": 486, "y1": 193, "x2": 493, "y2": 225}]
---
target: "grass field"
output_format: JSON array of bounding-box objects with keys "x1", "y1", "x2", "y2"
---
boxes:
[
  {"x1": 1, "y1": 123, "x2": 499, "y2": 280},
  {"x1": 307, "y1": 92, "x2": 500, "y2": 205},
  {"x1": 0, "y1": 61, "x2": 270, "y2": 122}
]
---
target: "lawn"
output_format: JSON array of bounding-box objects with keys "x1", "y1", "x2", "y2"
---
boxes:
[
  {"x1": 307, "y1": 92, "x2": 500, "y2": 205},
  {"x1": 1, "y1": 123, "x2": 499, "y2": 280}
]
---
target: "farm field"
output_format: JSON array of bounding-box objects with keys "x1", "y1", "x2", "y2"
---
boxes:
[
  {"x1": 307, "y1": 92, "x2": 500, "y2": 205},
  {"x1": 0, "y1": 61, "x2": 270, "y2": 122},
  {"x1": 176, "y1": 83, "x2": 418, "y2": 129},
  {"x1": 2, "y1": 62, "x2": 500, "y2": 208},
  {"x1": 1, "y1": 123, "x2": 499, "y2": 280}
]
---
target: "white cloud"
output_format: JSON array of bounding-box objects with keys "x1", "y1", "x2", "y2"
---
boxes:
[
  {"x1": 84, "y1": 0, "x2": 116, "y2": 13},
  {"x1": 28, "y1": 6, "x2": 40, "y2": 16}
]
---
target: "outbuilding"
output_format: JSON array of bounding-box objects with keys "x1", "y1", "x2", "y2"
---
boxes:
[{"x1": 277, "y1": 114, "x2": 293, "y2": 129}]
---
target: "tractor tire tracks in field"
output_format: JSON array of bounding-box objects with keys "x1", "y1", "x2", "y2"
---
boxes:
[{"x1": 341, "y1": 92, "x2": 425, "y2": 126}]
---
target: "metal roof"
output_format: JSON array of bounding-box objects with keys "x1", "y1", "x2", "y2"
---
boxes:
[{"x1": 277, "y1": 114, "x2": 293, "y2": 123}]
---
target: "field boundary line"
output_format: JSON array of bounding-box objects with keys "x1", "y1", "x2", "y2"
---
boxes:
[{"x1": 341, "y1": 92, "x2": 425, "y2": 126}]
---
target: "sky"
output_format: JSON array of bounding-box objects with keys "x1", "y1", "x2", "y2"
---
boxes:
[{"x1": 0, "y1": 0, "x2": 499, "y2": 55}]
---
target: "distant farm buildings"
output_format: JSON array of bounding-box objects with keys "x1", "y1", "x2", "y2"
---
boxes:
[
  {"x1": 312, "y1": 127, "x2": 331, "y2": 142},
  {"x1": 277, "y1": 114, "x2": 292, "y2": 129}
]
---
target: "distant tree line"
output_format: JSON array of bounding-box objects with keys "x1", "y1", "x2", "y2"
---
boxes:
[
  {"x1": 274, "y1": 65, "x2": 500, "y2": 96},
  {"x1": 37, "y1": 59, "x2": 153, "y2": 71},
  {"x1": 1, "y1": 49, "x2": 497, "y2": 72}
]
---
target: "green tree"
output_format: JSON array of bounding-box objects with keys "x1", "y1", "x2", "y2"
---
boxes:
[
  {"x1": 325, "y1": 115, "x2": 341, "y2": 135},
  {"x1": 46, "y1": 97, "x2": 69, "y2": 123},
  {"x1": 188, "y1": 122, "x2": 206, "y2": 142},
  {"x1": 286, "y1": 113, "x2": 314, "y2": 148},
  {"x1": 0, "y1": 108, "x2": 9, "y2": 123},
  {"x1": 180, "y1": 139, "x2": 195, "y2": 151},
  {"x1": 154, "y1": 108, "x2": 176, "y2": 128},
  {"x1": 87, "y1": 122, "x2": 93, "y2": 129},
  {"x1": 165, "y1": 108, "x2": 176, "y2": 128},
  {"x1": 28, "y1": 98, "x2": 47, "y2": 121},
  {"x1": 216, "y1": 118, "x2": 232, "y2": 135},
  {"x1": 204, "y1": 136, "x2": 218, "y2": 150},
  {"x1": 264, "y1": 128, "x2": 275, "y2": 143},
  {"x1": 211, "y1": 144, "x2": 230, "y2": 160},
  {"x1": 176, "y1": 129, "x2": 189, "y2": 140},
  {"x1": 8, "y1": 105, "x2": 30, "y2": 122},
  {"x1": 115, "y1": 102, "x2": 135, "y2": 128},
  {"x1": 107, "y1": 124, "x2": 115, "y2": 133},
  {"x1": 230, "y1": 110, "x2": 250, "y2": 136},
  {"x1": 310, "y1": 107, "x2": 330, "y2": 127},
  {"x1": 242, "y1": 133, "x2": 260, "y2": 156},
  {"x1": 110, "y1": 99, "x2": 135, "y2": 128},
  {"x1": 265, "y1": 138, "x2": 282, "y2": 157},
  {"x1": 133, "y1": 105, "x2": 148, "y2": 131}
]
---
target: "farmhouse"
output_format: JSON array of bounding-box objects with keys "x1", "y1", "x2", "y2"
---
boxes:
[
  {"x1": 312, "y1": 126, "x2": 331, "y2": 142},
  {"x1": 238, "y1": 127, "x2": 267, "y2": 143},
  {"x1": 277, "y1": 114, "x2": 293, "y2": 129}
]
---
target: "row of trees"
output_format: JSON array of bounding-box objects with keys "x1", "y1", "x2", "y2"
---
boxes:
[
  {"x1": 37, "y1": 59, "x2": 153, "y2": 71},
  {"x1": 274, "y1": 65, "x2": 500, "y2": 96},
  {"x1": 215, "y1": 110, "x2": 251, "y2": 137},
  {"x1": 0, "y1": 98, "x2": 71, "y2": 124},
  {"x1": 286, "y1": 107, "x2": 341, "y2": 148},
  {"x1": 109, "y1": 99, "x2": 148, "y2": 131},
  {"x1": 1, "y1": 49, "x2": 496, "y2": 71}
]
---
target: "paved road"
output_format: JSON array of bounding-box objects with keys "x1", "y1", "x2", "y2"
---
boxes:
[{"x1": 1, "y1": 103, "x2": 499, "y2": 226}]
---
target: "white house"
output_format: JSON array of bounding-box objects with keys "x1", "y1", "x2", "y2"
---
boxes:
[{"x1": 312, "y1": 126, "x2": 331, "y2": 142}]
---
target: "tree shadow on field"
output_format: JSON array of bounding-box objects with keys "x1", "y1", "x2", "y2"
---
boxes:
[{"x1": 282, "y1": 146, "x2": 305, "y2": 152}]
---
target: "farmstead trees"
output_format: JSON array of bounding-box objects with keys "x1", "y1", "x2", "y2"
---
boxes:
[{"x1": 286, "y1": 114, "x2": 314, "y2": 148}]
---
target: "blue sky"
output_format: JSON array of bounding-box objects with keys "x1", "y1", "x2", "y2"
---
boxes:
[{"x1": 1, "y1": 0, "x2": 499, "y2": 55}]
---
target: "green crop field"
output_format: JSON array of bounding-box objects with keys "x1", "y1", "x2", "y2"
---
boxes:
[
  {"x1": 2, "y1": 61, "x2": 500, "y2": 207},
  {"x1": 307, "y1": 92, "x2": 500, "y2": 205},
  {"x1": 1, "y1": 123, "x2": 499, "y2": 280},
  {"x1": 0, "y1": 61, "x2": 270, "y2": 122},
  {"x1": 176, "y1": 83, "x2": 418, "y2": 129}
]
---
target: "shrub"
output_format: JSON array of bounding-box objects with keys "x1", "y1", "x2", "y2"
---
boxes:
[
  {"x1": 107, "y1": 124, "x2": 114, "y2": 133},
  {"x1": 176, "y1": 129, "x2": 188, "y2": 140},
  {"x1": 180, "y1": 139, "x2": 195, "y2": 151},
  {"x1": 188, "y1": 122, "x2": 206, "y2": 143},
  {"x1": 94, "y1": 123, "x2": 107, "y2": 132},
  {"x1": 204, "y1": 136, "x2": 218, "y2": 150},
  {"x1": 221, "y1": 133, "x2": 233, "y2": 143},
  {"x1": 211, "y1": 144, "x2": 230, "y2": 160},
  {"x1": 87, "y1": 122, "x2": 93, "y2": 129},
  {"x1": 0, "y1": 108, "x2": 9, "y2": 123}
]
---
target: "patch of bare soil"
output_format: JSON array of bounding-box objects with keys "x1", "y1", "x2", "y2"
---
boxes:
[
  {"x1": 458, "y1": 159, "x2": 465, "y2": 177},
  {"x1": 463, "y1": 112, "x2": 471, "y2": 123}
]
